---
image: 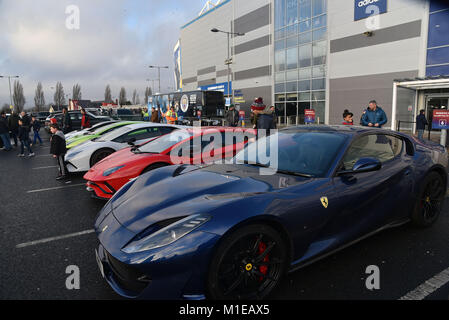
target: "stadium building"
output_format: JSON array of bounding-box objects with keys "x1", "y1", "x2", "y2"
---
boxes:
[{"x1": 175, "y1": 0, "x2": 449, "y2": 129}]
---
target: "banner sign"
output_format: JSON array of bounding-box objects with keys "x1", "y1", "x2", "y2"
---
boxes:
[
  {"x1": 305, "y1": 109, "x2": 316, "y2": 124},
  {"x1": 354, "y1": 0, "x2": 387, "y2": 21},
  {"x1": 198, "y1": 82, "x2": 232, "y2": 96},
  {"x1": 432, "y1": 110, "x2": 449, "y2": 129}
]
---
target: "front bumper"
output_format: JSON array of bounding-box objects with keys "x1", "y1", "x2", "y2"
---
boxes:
[{"x1": 95, "y1": 211, "x2": 220, "y2": 299}]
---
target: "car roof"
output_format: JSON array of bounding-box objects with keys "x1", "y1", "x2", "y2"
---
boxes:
[{"x1": 280, "y1": 125, "x2": 403, "y2": 137}]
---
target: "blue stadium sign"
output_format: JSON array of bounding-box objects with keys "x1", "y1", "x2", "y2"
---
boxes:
[{"x1": 354, "y1": 0, "x2": 387, "y2": 21}]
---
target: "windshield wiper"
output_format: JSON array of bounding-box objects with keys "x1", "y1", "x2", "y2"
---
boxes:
[{"x1": 276, "y1": 170, "x2": 313, "y2": 178}]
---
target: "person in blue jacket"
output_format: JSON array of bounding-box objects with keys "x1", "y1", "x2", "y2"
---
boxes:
[{"x1": 361, "y1": 100, "x2": 388, "y2": 128}]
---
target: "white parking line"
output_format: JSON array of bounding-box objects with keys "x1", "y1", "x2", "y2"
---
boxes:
[
  {"x1": 400, "y1": 267, "x2": 449, "y2": 300},
  {"x1": 32, "y1": 166, "x2": 58, "y2": 170},
  {"x1": 16, "y1": 229, "x2": 95, "y2": 249},
  {"x1": 26, "y1": 183, "x2": 85, "y2": 193}
]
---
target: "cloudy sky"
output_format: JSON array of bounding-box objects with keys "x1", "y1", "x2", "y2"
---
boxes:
[{"x1": 0, "y1": 0, "x2": 206, "y2": 108}]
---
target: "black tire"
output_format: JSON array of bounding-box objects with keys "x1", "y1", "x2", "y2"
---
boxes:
[
  {"x1": 90, "y1": 149, "x2": 114, "y2": 167},
  {"x1": 411, "y1": 171, "x2": 445, "y2": 228},
  {"x1": 207, "y1": 224, "x2": 287, "y2": 300},
  {"x1": 141, "y1": 163, "x2": 169, "y2": 175}
]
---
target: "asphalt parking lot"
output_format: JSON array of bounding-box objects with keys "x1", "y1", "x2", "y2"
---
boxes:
[{"x1": 1, "y1": 131, "x2": 449, "y2": 300}]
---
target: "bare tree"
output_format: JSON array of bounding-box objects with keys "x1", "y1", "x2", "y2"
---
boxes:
[
  {"x1": 34, "y1": 82, "x2": 46, "y2": 111},
  {"x1": 119, "y1": 87, "x2": 127, "y2": 105},
  {"x1": 54, "y1": 82, "x2": 66, "y2": 108},
  {"x1": 13, "y1": 80, "x2": 26, "y2": 112},
  {"x1": 72, "y1": 84, "x2": 82, "y2": 100},
  {"x1": 104, "y1": 85, "x2": 112, "y2": 103},
  {"x1": 144, "y1": 87, "x2": 152, "y2": 105}
]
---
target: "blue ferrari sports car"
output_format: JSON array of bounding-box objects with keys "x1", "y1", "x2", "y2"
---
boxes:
[{"x1": 94, "y1": 125, "x2": 448, "y2": 300}]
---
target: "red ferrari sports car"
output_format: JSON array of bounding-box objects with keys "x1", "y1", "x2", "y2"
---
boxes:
[{"x1": 84, "y1": 127, "x2": 256, "y2": 200}]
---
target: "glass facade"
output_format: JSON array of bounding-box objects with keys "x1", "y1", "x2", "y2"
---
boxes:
[
  {"x1": 274, "y1": 0, "x2": 327, "y2": 124},
  {"x1": 426, "y1": 1, "x2": 449, "y2": 76}
]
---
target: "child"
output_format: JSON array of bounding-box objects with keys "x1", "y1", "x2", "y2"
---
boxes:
[
  {"x1": 31, "y1": 116, "x2": 43, "y2": 146},
  {"x1": 49, "y1": 123, "x2": 69, "y2": 181},
  {"x1": 342, "y1": 110, "x2": 354, "y2": 125},
  {"x1": 18, "y1": 119, "x2": 34, "y2": 157}
]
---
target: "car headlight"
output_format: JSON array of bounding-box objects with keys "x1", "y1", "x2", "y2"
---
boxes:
[
  {"x1": 122, "y1": 214, "x2": 211, "y2": 254},
  {"x1": 103, "y1": 165, "x2": 125, "y2": 177}
]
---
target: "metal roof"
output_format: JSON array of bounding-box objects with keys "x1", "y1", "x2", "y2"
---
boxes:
[{"x1": 393, "y1": 76, "x2": 449, "y2": 90}]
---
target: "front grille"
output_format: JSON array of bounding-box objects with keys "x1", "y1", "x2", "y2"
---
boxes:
[{"x1": 105, "y1": 251, "x2": 150, "y2": 294}]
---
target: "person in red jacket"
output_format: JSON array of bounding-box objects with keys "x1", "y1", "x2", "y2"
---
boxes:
[
  {"x1": 80, "y1": 108, "x2": 91, "y2": 129},
  {"x1": 342, "y1": 109, "x2": 354, "y2": 125}
]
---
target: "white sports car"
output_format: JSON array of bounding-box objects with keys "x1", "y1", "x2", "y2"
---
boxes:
[
  {"x1": 64, "y1": 120, "x2": 117, "y2": 140},
  {"x1": 65, "y1": 123, "x2": 182, "y2": 173}
]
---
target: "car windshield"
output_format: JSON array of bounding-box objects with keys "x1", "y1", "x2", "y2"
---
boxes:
[
  {"x1": 234, "y1": 131, "x2": 348, "y2": 177},
  {"x1": 136, "y1": 129, "x2": 192, "y2": 154}
]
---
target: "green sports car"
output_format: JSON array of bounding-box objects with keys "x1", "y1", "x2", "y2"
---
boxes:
[{"x1": 66, "y1": 121, "x2": 143, "y2": 149}]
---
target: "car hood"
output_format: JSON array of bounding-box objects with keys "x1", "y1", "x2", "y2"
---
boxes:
[
  {"x1": 111, "y1": 164, "x2": 312, "y2": 233},
  {"x1": 89, "y1": 147, "x2": 150, "y2": 173}
]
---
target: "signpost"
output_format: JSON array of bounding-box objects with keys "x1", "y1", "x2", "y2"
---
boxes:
[
  {"x1": 305, "y1": 109, "x2": 316, "y2": 124},
  {"x1": 432, "y1": 110, "x2": 449, "y2": 146}
]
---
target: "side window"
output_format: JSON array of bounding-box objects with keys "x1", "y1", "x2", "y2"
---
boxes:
[
  {"x1": 160, "y1": 127, "x2": 176, "y2": 135},
  {"x1": 342, "y1": 134, "x2": 402, "y2": 170},
  {"x1": 114, "y1": 128, "x2": 157, "y2": 143}
]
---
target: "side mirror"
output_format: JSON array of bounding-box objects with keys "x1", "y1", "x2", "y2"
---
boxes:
[
  {"x1": 127, "y1": 137, "x2": 136, "y2": 146},
  {"x1": 339, "y1": 158, "x2": 381, "y2": 175}
]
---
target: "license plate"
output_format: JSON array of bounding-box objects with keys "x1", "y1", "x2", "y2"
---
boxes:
[{"x1": 95, "y1": 249, "x2": 105, "y2": 279}]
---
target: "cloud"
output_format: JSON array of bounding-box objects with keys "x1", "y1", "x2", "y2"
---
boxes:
[{"x1": 0, "y1": 0, "x2": 205, "y2": 107}]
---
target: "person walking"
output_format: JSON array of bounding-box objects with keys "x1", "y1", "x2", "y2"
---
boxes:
[
  {"x1": 0, "y1": 111, "x2": 12, "y2": 151},
  {"x1": 416, "y1": 110, "x2": 428, "y2": 141},
  {"x1": 18, "y1": 118, "x2": 34, "y2": 157},
  {"x1": 31, "y1": 116, "x2": 43, "y2": 146},
  {"x1": 8, "y1": 112, "x2": 19, "y2": 147},
  {"x1": 270, "y1": 106, "x2": 278, "y2": 129},
  {"x1": 50, "y1": 123, "x2": 70, "y2": 181},
  {"x1": 225, "y1": 105, "x2": 239, "y2": 127},
  {"x1": 62, "y1": 108, "x2": 73, "y2": 134},
  {"x1": 361, "y1": 100, "x2": 388, "y2": 128},
  {"x1": 80, "y1": 108, "x2": 91, "y2": 129}
]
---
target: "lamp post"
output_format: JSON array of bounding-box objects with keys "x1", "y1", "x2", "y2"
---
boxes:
[
  {"x1": 0, "y1": 75, "x2": 20, "y2": 112},
  {"x1": 210, "y1": 28, "x2": 245, "y2": 106},
  {"x1": 149, "y1": 66, "x2": 169, "y2": 93}
]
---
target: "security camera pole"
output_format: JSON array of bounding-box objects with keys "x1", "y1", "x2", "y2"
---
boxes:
[
  {"x1": 0, "y1": 75, "x2": 20, "y2": 111},
  {"x1": 211, "y1": 28, "x2": 245, "y2": 107}
]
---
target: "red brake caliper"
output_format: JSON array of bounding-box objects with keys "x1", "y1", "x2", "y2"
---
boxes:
[{"x1": 258, "y1": 241, "x2": 269, "y2": 282}]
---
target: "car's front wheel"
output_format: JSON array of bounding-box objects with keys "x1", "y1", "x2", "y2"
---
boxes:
[
  {"x1": 90, "y1": 149, "x2": 114, "y2": 167},
  {"x1": 411, "y1": 171, "x2": 446, "y2": 227},
  {"x1": 207, "y1": 224, "x2": 287, "y2": 300}
]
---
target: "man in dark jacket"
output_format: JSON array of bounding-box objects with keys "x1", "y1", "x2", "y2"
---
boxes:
[
  {"x1": 416, "y1": 110, "x2": 428, "y2": 141},
  {"x1": 226, "y1": 105, "x2": 239, "y2": 127},
  {"x1": 50, "y1": 123, "x2": 69, "y2": 181},
  {"x1": 18, "y1": 118, "x2": 34, "y2": 157},
  {"x1": 62, "y1": 108, "x2": 73, "y2": 134},
  {"x1": 361, "y1": 100, "x2": 388, "y2": 128},
  {"x1": 0, "y1": 112, "x2": 12, "y2": 151},
  {"x1": 150, "y1": 107, "x2": 160, "y2": 123},
  {"x1": 8, "y1": 112, "x2": 19, "y2": 147}
]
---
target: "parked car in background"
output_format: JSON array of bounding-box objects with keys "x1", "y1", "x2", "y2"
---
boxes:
[
  {"x1": 84, "y1": 127, "x2": 256, "y2": 200},
  {"x1": 65, "y1": 123, "x2": 183, "y2": 172},
  {"x1": 45, "y1": 110, "x2": 113, "y2": 133},
  {"x1": 66, "y1": 121, "x2": 143, "y2": 150},
  {"x1": 65, "y1": 120, "x2": 117, "y2": 140}
]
